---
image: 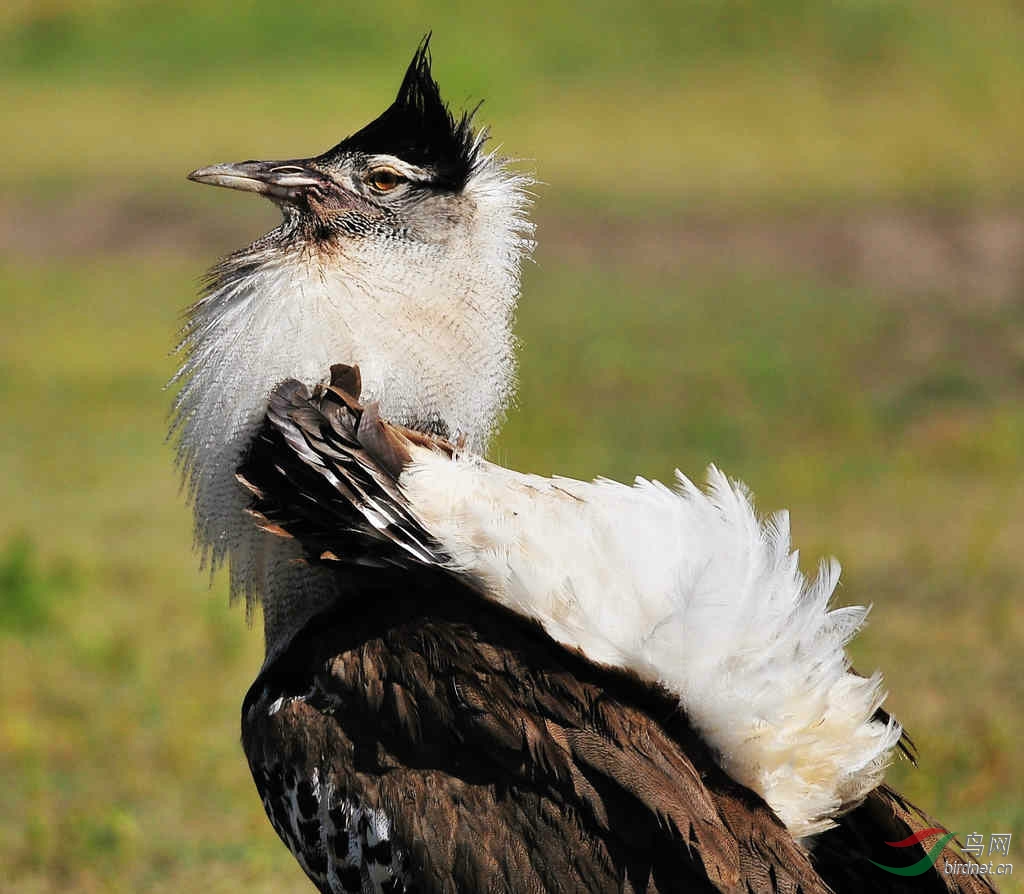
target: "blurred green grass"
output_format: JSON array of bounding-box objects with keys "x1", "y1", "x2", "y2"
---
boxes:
[
  {"x1": 2, "y1": 3, "x2": 1022, "y2": 892},
  {"x1": 2, "y1": 0, "x2": 1024, "y2": 205}
]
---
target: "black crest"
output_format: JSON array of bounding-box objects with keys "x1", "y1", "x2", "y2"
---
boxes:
[{"x1": 325, "y1": 35, "x2": 480, "y2": 190}]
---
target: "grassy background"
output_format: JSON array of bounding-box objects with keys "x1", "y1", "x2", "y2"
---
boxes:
[{"x1": 1, "y1": 2, "x2": 1022, "y2": 891}]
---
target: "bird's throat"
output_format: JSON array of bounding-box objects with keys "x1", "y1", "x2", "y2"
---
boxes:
[{"x1": 171, "y1": 237, "x2": 516, "y2": 653}]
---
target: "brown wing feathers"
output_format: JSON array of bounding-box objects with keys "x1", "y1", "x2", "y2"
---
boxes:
[{"x1": 238, "y1": 364, "x2": 448, "y2": 570}]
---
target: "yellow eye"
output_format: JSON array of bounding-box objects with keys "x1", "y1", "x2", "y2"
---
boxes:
[{"x1": 367, "y1": 167, "x2": 403, "y2": 192}]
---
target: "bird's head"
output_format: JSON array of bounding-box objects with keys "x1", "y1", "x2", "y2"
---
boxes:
[{"x1": 189, "y1": 38, "x2": 494, "y2": 252}]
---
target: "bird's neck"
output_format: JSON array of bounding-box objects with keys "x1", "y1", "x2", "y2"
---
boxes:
[
  {"x1": 174, "y1": 156, "x2": 533, "y2": 655},
  {"x1": 172, "y1": 233, "x2": 518, "y2": 652}
]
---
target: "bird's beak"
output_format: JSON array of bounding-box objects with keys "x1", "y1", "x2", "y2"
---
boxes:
[{"x1": 187, "y1": 159, "x2": 324, "y2": 201}]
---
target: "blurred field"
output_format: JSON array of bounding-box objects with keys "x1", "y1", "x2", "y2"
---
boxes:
[{"x1": 1, "y1": 2, "x2": 1022, "y2": 892}]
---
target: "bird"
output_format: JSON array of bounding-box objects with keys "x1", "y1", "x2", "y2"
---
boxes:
[{"x1": 176, "y1": 37, "x2": 997, "y2": 894}]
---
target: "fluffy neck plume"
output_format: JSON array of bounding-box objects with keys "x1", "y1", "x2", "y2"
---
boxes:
[{"x1": 171, "y1": 156, "x2": 533, "y2": 652}]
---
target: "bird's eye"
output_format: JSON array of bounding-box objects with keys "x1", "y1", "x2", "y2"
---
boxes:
[{"x1": 367, "y1": 167, "x2": 404, "y2": 192}]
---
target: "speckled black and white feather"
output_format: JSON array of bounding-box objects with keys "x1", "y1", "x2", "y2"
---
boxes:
[{"x1": 248, "y1": 687, "x2": 414, "y2": 894}]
